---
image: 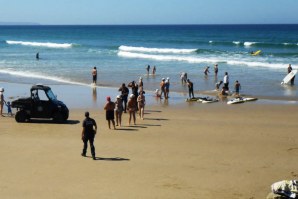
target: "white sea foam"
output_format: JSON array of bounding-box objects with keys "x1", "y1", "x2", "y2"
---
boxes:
[
  {"x1": 233, "y1": 41, "x2": 241, "y2": 45},
  {"x1": 118, "y1": 51, "x2": 287, "y2": 69},
  {"x1": 209, "y1": 41, "x2": 213, "y2": 43},
  {"x1": 0, "y1": 69, "x2": 88, "y2": 86},
  {"x1": 119, "y1": 45, "x2": 196, "y2": 54},
  {"x1": 6, "y1": 40, "x2": 74, "y2": 48},
  {"x1": 118, "y1": 51, "x2": 222, "y2": 64},
  {"x1": 244, "y1": 42, "x2": 256, "y2": 46}
]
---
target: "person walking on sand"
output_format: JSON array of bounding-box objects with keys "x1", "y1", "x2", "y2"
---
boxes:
[
  {"x1": 92, "y1": 67, "x2": 97, "y2": 85},
  {"x1": 104, "y1": 96, "x2": 116, "y2": 130},
  {"x1": 118, "y1": 83, "x2": 129, "y2": 113},
  {"x1": 214, "y1": 64, "x2": 218, "y2": 76},
  {"x1": 137, "y1": 91, "x2": 146, "y2": 120},
  {"x1": 187, "y1": 79, "x2": 194, "y2": 99},
  {"x1": 127, "y1": 94, "x2": 137, "y2": 125},
  {"x1": 288, "y1": 64, "x2": 295, "y2": 85},
  {"x1": 0, "y1": 88, "x2": 6, "y2": 116},
  {"x1": 115, "y1": 95, "x2": 123, "y2": 127},
  {"x1": 234, "y1": 80, "x2": 241, "y2": 96},
  {"x1": 223, "y1": 72, "x2": 229, "y2": 90},
  {"x1": 81, "y1": 111, "x2": 97, "y2": 160},
  {"x1": 152, "y1": 66, "x2": 156, "y2": 75},
  {"x1": 160, "y1": 78, "x2": 166, "y2": 98},
  {"x1": 165, "y1": 77, "x2": 170, "y2": 99}
]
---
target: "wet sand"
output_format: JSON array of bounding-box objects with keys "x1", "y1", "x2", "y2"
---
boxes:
[{"x1": 1, "y1": 89, "x2": 298, "y2": 199}]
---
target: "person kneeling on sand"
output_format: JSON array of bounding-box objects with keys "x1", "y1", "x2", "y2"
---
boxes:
[
  {"x1": 81, "y1": 111, "x2": 97, "y2": 160},
  {"x1": 104, "y1": 96, "x2": 116, "y2": 130}
]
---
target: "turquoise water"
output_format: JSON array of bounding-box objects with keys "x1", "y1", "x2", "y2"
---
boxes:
[{"x1": 0, "y1": 25, "x2": 298, "y2": 97}]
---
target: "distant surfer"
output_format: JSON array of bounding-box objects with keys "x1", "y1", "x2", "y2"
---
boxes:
[
  {"x1": 92, "y1": 67, "x2": 97, "y2": 85},
  {"x1": 36, "y1": 52, "x2": 39, "y2": 60},
  {"x1": 288, "y1": 64, "x2": 295, "y2": 85}
]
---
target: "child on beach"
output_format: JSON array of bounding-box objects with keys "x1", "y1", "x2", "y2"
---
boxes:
[
  {"x1": 114, "y1": 95, "x2": 123, "y2": 127},
  {"x1": 104, "y1": 96, "x2": 116, "y2": 130},
  {"x1": 5, "y1": 101, "x2": 12, "y2": 116},
  {"x1": 137, "y1": 91, "x2": 146, "y2": 120},
  {"x1": 234, "y1": 80, "x2": 241, "y2": 96}
]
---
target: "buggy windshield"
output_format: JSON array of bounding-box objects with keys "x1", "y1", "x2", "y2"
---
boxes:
[{"x1": 46, "y1": 89, "x2": 57, "y2": 101}]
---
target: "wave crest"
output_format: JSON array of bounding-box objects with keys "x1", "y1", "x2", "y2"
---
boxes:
[
  {"x1": 6, "y1": 40, "x2": 75, "y2": 48},
  {"x1": 119, "y1": 45, "x2": 197, "y2": 54}
]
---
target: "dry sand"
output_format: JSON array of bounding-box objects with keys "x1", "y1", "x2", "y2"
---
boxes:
[{"x1": 1, "y1": 103, "x2": 298, "y2": 199}]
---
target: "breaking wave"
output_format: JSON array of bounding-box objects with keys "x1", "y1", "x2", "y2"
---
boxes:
[
  {"x1": 6, "y1": 40, "x2": 75, "y2": 48},
  {"x1": 119, "y1": 45, "x2": 197, "y2": 54}
]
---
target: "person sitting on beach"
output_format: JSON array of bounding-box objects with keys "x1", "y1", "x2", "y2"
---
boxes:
[
  {"x1": 234, "y1": 80, "x2": 241, "y2": 96},
  {"x1": 187, "y1": 79, "x2": 194, "y2": 99},
  {"x1": 5, "y1": 101, "x2": 12, "y2": 116},
  {"x1": 0, "y1": 87, "x2": 6, "y2": 116},
  {"x1": 137, "y1": 91, "x2": 146, "y2": 120},
  {"x1": 215, "y1": 81, "x2": 223, "y2": 90},
  {"x1": 204, "y1": 66, "x2": 210, "y2": 76},
  {"x1": 114, "y1": 95, "x2": 123, "y2": 127},
  {"x1": 127, "y1": 94, "x2": 137, "y2": 125},
  {"x1": 92, "y1": 67, "x2": 97, "y2": 85},
  {"x1": 104, "y1": 96, "x2": 116, "y2": 130}
]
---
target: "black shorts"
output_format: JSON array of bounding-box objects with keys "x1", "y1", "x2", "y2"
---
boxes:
[
  {"x1": 93, "y1": 75, "x2": 97, "y2": 81},
  {"x1": 106, "y1": 110, "x2": 114, "y2": 120}
]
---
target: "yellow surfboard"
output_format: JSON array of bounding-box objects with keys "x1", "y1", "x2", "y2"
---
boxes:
[{"x1": 251, "y1": 50, "x2": 261, "y2": 56}]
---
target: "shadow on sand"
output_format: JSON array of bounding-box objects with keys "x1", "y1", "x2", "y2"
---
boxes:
[
  {"x1": 85, "y1": 156, "x2": 130, "y2": 161},
  {"x1": 25, "y1": 119, "x2": 80, "y2": 125}
]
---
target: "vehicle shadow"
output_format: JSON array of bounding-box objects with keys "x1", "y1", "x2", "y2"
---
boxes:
[{"x1": 27, "y1": 119, "x2": 80, "y2": 125}]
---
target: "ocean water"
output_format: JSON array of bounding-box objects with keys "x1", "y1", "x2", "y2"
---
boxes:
[{"x1": 0, "y1": 25, "x2": 298, "y2": 98}]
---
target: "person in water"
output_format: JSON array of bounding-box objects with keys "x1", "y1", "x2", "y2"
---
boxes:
[
  {"x1": 234, "y1": 80, "x2": 241, "y2": 96},
  {"x1": 288, "y1": 64, "x2": 295, "y2": 85},
  {"x1": 204, "y1": 66, "x2": 210, "y2": 76},
  {"x1": 92, "y1": 67, "x2": 97, "y2": 85},
  {"x1": 36, "y1": 52, "x2": 39, "y2": 60}
]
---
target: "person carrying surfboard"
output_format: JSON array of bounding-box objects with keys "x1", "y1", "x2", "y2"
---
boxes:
[{"x1": 288, "y1": 64, "x2": 295, "y2": 85}]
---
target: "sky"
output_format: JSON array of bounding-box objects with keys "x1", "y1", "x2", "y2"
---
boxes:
[{"x1": 0, "y1": 0, "x2": 298, "y2": 25}]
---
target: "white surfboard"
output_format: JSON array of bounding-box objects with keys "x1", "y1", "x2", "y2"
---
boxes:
[
  {"x1": 281, "y1": 70, "x2": 297, "y2": 84},
  {"x1": 243, "y1": 97, "x2": 258, "y2": 102},
  {"x1": 227, "y1": 98, "x2": 245, "y2": 105}
]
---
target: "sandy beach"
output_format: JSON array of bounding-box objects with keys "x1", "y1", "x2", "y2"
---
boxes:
[{"x1": 1, "y1": 83, "x2": 298, "y2": 199}]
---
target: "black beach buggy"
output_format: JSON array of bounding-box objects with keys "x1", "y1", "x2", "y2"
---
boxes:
[{"x1": 11, "y1": 84, "x2": 69, "y2": 123}]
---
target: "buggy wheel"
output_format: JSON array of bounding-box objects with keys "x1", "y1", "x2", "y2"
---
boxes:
[
  {"x1": 53, "y1": 112, "x2": 64, "y2": 123},
  {"x1": 15, "y1": 110, "x2": 27, "y2": 123}
]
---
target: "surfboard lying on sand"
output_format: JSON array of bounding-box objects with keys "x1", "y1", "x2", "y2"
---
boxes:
[
  {"x1": 251, "y1": 50, "x2": 261, "y2": 56},
  {"x1": 227, "y1": 97, "x2": 258, "y2": 105},
  {"x1": 199, "y1": 97, "x2": 219, "y2": 103},
  {"x1": 281, "y1": 70, "x2": 297, "y2": 84}
]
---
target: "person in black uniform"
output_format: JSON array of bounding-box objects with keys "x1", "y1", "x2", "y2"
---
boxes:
[
  {"x1": 81, "y1": 111, "x2": 97, "y2": 160},
  {"x1": 118, "y1": 83, "x2": 129, "y2": 113}
]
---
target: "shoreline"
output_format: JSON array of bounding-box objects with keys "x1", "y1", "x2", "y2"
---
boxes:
[{"x1": 1, "y1": 81, "x2": 297, "y2": 111}]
